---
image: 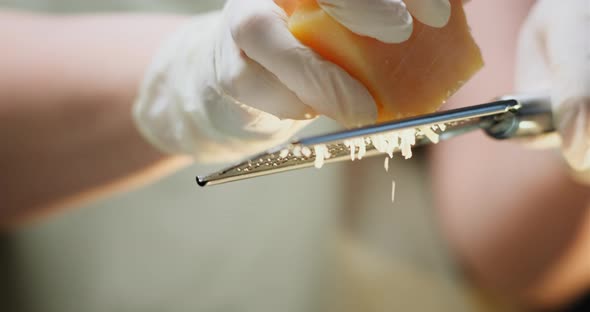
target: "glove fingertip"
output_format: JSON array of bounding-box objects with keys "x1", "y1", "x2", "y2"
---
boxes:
[
  {"x1": 406, "y1": 0, "x2": 451, "y2": 28},
  {"x1": 319, "y1": 0, "x2": 414, "y2": 44},
  {"x1": 377, "y1": 22, "x2": 414, "y2": 44},
  {"x1": 340, "y1": 91, "x2": 379, "y2": 128}
]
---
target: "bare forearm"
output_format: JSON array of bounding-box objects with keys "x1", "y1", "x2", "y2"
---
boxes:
[
  {"x1": 428, "y1": 1, "x2": 590, "y2": 307},
  {"x1": 431, "y1": 134, "x2": 590, "y2": 306},
  {"x1": 0, "y1": 12, "x2": 191, "y2": 227}
]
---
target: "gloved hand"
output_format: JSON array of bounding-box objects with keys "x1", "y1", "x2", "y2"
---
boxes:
[
  {"x1": 317, "y1": 0, "x2": 453, "y2": 43},
  {"x1": 134, "y1": 0, "x2": 455, "y2": 163},
  {"x1": 515, "y1": 0, "x2": 590, "y2": 171}
]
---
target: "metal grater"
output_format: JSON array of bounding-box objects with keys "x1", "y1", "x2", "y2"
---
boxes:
[{"x1": 197, "y1": 94, "x2": 554, "y2": 187}]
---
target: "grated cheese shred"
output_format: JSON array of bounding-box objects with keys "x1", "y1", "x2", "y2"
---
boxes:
[
  {"x1": 313, "y1": 144, "x2": 331, "y2": 169},
  {"x1": 420, "y1": 126, "x2": 440, "y2": 144},
  {"x1": 309, "y1": 124, "x2": 447, "y2": 168},
  {"x1": 301, "y1": 147, "x2": 312, "y2": 157},
  {"x1": 306, "y1": 124, "x2": 447, "y2": 203}
]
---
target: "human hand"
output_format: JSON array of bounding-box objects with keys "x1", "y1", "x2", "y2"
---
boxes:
[
  {"x1": 134, "y1": 0, "x2": 461, "y2": 163},
  {"x1": 515, "y1": 0, "x2": 590, "y2": 171},
  {"x1": 134, "y1": 0, "x2": 378, "y2": 163}
]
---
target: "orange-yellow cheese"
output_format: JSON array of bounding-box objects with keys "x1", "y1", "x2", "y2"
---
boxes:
[{"x1": 276, "y1": 0, "x2": 483, "y2": 122}]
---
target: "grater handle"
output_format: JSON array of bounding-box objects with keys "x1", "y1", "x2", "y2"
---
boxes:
[{"x1": 484, "y1": 94, "x2": 554, "y2": 140}]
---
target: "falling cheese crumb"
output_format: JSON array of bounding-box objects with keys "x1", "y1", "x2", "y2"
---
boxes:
[{"x1": 391, "y1": 180, "x2": 396, "y2": 203}]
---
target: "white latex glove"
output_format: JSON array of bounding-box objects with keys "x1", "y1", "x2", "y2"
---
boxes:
[
  {"x1": 134, "y1": 0, "x2": 456, "y2": 163},
  {"x1": 515, "y1": 0, "x2": 590, "y2": 172},
  {"x1": 318, "y1": 0, "x2": 454, "y2": 43}
]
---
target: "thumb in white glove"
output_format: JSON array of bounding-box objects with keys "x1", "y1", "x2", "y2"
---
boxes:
[
  {"x1": 134, "y1": 0, "x2": 379, "y2": 163},
  {"x1": 515, "y1": 0, "x2": 590, "y2": 171}
]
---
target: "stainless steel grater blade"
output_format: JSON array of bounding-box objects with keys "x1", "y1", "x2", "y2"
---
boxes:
[{"x1": 197, "y1": 94, "x2": 554, "y2": 187}]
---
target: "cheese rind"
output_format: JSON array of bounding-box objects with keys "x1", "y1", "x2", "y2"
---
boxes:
[{"x1": 277, "y1": 0, "x2": 483, "y2": 122}]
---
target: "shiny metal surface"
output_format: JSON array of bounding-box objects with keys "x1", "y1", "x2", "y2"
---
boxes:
[{"x1": 197, "y1": 95, "x2": 553, "y2": 187}]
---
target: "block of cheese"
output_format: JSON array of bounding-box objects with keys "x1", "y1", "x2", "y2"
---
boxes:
[{"x1": 275, "y1": 0, "x2": 483, "y2": 122}]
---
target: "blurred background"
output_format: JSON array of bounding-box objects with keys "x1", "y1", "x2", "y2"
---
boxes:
[{"x1": 1, "y1": 0, "x2": 589, "y2": 311}]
